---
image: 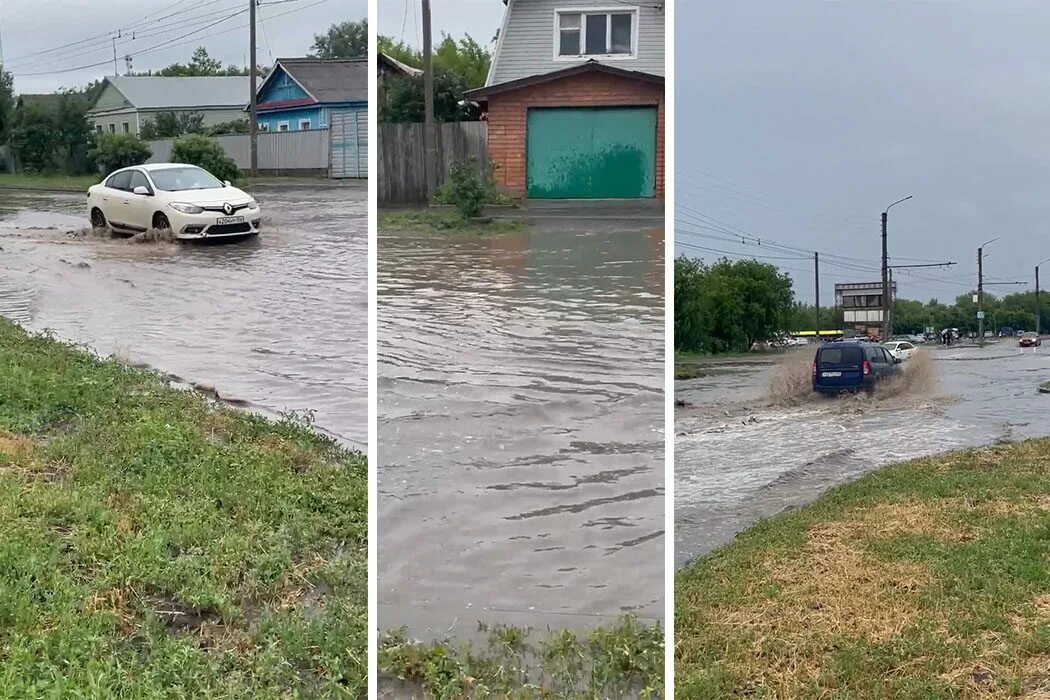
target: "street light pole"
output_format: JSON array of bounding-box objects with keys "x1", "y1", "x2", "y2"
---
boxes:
[
  {"x1": 882, "y1": 195, "x2": 912, "y2": 341},
  {"x1": 977, "y1": 237, "x2": 1000, "y2": 346}
]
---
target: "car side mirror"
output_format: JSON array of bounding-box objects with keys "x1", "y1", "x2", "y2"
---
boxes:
[
  {"x1": 223, "y1": 180, "x2": 232, "y2": 187},
  {"x1": 894, "y1": 357, "x2": 903, "y2": 364},
  {"x1": 132, "y1": 186, "x2": 151, "y2": 196}
]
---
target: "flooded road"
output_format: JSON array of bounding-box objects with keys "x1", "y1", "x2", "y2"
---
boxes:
[
  {"x1": 378, "y1": 223, "x2": 665, "y2": 638},
  {"x1": 675, "y1": 343, "x2": 1050, "y2": 567},
  {"x1": 0, "y1": 187, "x2": 367, "y2": 447}
]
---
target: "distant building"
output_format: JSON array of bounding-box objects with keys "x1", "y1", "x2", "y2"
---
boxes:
[
  {"x1": 835, "y1": 281, "x2": 897, "y2": 338},
  {"x1": 86, "y1": 76, "x2": 250, "y2": 136}
]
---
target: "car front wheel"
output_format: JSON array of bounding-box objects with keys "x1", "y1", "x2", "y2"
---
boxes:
[
  {"x1": 90, "y1": 207, "x2": 107, "y2": 230},
  {"x1": 152, "y1": 213, "x2": 171, "y2": 231}
]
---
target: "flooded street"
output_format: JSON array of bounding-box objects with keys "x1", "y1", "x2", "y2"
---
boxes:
[
  {"x1": 378, "y1": 223, "x2": 664, "y2": 638},
  {"x1": 675, "y1": 343, "x2": 1050, "y2": 566},
  {"x1": 0, "y1": 187, "x2": 367, "y2": 447}
]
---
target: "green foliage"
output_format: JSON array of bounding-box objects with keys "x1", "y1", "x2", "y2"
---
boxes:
[
  {"x1": 377, "y1": 35, "x2": 421, "y2": 68},
  {"x1": 381, "y1": 69, "x2": 478, "y2": 123},
  {"x1": 888, "y1": 291, "x2": 1048, "y2": 335},
  {"x1": 170, "y1": 134, "x2": 239, "y2": 183},
  {"x1": 87, "y1": 133, "x2": 151, "y2": 173},
  {"x1": 311, "y1": 19, "x2": 367, "y2": 58},
  {"x1": 9, "y1": 93, "x2": 94, "y2": 174},
  {"x1": 675, "y1": 255, "x2": 796, "y2": 354},
  {"x1": 434, "y1": 158, "x2": 498, "y2": 217},
  {"x1": 0, "y1": 70, "x2": 13, "y2": 139},
  {"x1": 785, "y1": 301, "x2": 843, "y2": 333},
  {"x1": 206, "y1": 118, "x2": 249, "y2": 136},
  {"x1": 379, "y1": 615, "x2": 663, "y2": 698},
  {"x1": 149, "y1": 46, "x2": 247, "y2": 77},
  {"x1": 139, "y1": 111, "x2": 205, "y2": 140},
  {"x1": 434, "y1": 33, "x2": 491, "y2": 88}
]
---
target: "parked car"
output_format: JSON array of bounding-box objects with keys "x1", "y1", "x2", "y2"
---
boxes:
[
  {"x1": 87, "y1": 163, "x2": 261, "y2": 240},
  {"x1": 883, "y1": 340, "x2": 917, "y2": 361},
  {"x1": 1000, "y1": 327, "x2": 1014, "y2": 338},
  {"x1": 812, "y1": 341, "x2": 902, "y2": 395},
  {"x1": 1017, "y1": 330, "x2": 1026, "y2": 337},
  {"x1": 1020, "y1": 331, "x2": 1042, "y2": 348}
]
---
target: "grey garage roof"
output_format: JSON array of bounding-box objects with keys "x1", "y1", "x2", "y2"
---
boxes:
[{"x1": 92, "y1": 76, "x2": 250, "y2": 112}]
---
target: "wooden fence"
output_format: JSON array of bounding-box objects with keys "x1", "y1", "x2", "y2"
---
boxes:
[
  {"x1": 146, "y1": 129, "x2": 332, "y2": 176},
  {"x1": 378, "y1": 121, "x2": 488, "y2": 203}
]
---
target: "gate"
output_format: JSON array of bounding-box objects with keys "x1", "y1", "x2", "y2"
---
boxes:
[{"x1": 330, "y1": 109, "x2": 367, "y2": 179}]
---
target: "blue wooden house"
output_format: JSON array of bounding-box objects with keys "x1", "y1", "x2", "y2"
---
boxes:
[{"x1": 253, "y1": 57, "x2": 368, "y2": 177}]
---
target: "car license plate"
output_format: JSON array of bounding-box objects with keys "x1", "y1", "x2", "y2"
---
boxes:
[
  {"x1": 216, "y1": 216, "x2": 243, "y2": 225},
  {"x1": 822, "y1": 371, "x2": 842, "y2": 377}
]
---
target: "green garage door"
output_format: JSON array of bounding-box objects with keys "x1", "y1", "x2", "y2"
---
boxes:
[{"x1": 526, "y1": 106, "x2": 657, "y2": 199}]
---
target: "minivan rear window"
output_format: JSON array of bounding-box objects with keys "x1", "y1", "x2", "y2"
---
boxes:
[{"x1": 817, "y1": 346, "x2": 862, "y2": 368}]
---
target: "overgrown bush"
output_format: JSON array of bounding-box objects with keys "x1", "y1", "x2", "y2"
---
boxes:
[
  {"x1": 170, "y1": 134, "x2": 240, "y2": 182},
  {"x1": 207, "y1": 118, "x2": 249, "y2": 136},
  {"x1": 87, "y1": 133, "x2": 151, "y2": 173},
  {"x1": 139, "y1": 111, "x2": 204, "y2": 140},
  {"x1": 434, "y1": 158, "x2": 500, "y2": 217}
]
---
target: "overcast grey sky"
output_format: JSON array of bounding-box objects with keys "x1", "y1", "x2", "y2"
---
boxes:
[
  {"x1": 677, "y1": 0, "x2": 1050, "y2": 305},
  {"x1": 2, "y1": 0, "x2": 364, "y2": 94},
  {"x1": 377, "y1": 0, "x2": 503, "y2": 49}
]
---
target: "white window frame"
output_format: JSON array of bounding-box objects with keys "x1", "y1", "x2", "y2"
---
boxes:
[
  {"x1": 259, "y1": 122, "x2": 270, "y2": 132},
  {"x1": 108, "y1": 123, "x2": 116, "y2": 133},
  {"x1": 553, "y1": 6, "x2": 640, "y2": 62},
  {"x1": 298, "y1": 118, "x2": 311, "y2": 130},
  {"x1": 277, "y1": 121, "x2": 290, "y2": 132},
  {"x1": 122, "y1": 122, "x2": 130, "y2": 134}
]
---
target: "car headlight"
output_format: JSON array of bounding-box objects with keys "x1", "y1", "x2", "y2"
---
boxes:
[
  {"x1": 169, "y1": 202, "x2": 203, "y2": 214},
  {"x1": 247, "y1": 199, "x2": 258, "y2": 210}
]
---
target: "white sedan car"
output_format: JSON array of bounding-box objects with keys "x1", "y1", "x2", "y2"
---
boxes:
[
  {"x1": 883, "y1": 340, "x2": 916, "y2": 361},
  {"x1": 87, "y1": 163, "x2": 260, "y2": 240}
]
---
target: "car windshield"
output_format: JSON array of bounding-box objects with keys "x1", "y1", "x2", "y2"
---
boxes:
[
  {"x1": 817, "y1": 346, "x2": 863, "y2": 368},
  {"x1": 1024, "y1": 332, "x2": 1038, "y2": 338},
  {"x1": 148, "y1": 166, "x2": 223, "y2": 192}
]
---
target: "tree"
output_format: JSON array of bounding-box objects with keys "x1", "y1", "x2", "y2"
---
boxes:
[
  {"x1": 377, "y1": 35, "x2": 421, "y2": 67},
  {"x1": 381, "y1": 69, "x2": 478, "y2": 122},
  {"x1": 311, "y1": 19, "x2": 367, "y2": 59},
  {"x1": 140, "y1": 112, "x2": 205, "y2": 140},
  {"x1": 170, "y1": 134, "x2": 239, "y2": 183},
  {"x1": 0, "y1": 70, "x2": 14, "y2": 139},
  {"x1": 434, "y1": 33, "x2": 490, "y2": 88},
  {"x1": 132, "y1": 47, "x2": 248, "y2": 77},
  {"x1": 675, "y1": 255, "x2": 796, "y2": 354},
  {"x1": 88, "y1": 133, "x2": 151, "y2": 173},
  {"x1": 8, "y1": 105, "x2": 59, "y2": 173}
]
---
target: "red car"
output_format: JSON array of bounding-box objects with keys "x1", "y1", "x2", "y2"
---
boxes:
[{"x1": 1020, "y1": 332, "x2": 1042, "y2": 347}]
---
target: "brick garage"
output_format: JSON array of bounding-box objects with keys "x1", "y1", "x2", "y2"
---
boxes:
[{"x1": 467, "y1": 63, "x2": 664, "y2": 201}]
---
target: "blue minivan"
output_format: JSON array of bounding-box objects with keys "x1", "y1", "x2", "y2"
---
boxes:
[{"x1": 812, "y1": 341, "x2": 902, "y2": 394}]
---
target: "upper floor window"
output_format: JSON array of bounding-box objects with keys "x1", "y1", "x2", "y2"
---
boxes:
[{"x1": 556, "y1": 8, "x2": 637, "y2": 59}]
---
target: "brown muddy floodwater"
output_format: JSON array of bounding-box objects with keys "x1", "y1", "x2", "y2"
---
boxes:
[
  {"x1": 378, "y1": 223, "x2": 665, "y2": 639},
  {"x1": 0, "y1": 187, "x2": 367, "y2": 447},
  {"x1": 676, "y1": 343, "x2": 1050, "y2": 567}
]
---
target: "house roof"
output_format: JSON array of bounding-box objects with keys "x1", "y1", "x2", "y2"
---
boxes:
[
  {"x1": 378, "y1": 52, "x2": 422, "y2": 77},
  {"x1": 464, "y1": 60, "x2": 664, "y2": 100},
  {"x1": 88, "y1": 76, "x2": 250, "y2": 113},
  {"x1": 260, "y1": 57, "x2": 367, "y2": 104}
]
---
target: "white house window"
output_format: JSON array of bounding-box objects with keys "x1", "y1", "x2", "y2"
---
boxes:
[
  {"x1": 122, "y1": 122, "x2": 130, "y2": 134},
  {"x1": 556, "y1": 8, "x2": 637, "y2": 58},
  {"x1": 259, "y1": 122, "x2": 269, "y2": 132},
  {"x1": 108, "y1": 124, "x2": 116, "y2": 133},
  {"x1": 278, "y1": 122, "x2": 290, "y2": 132},
  {"x1": 299, "y1": 119, "x2": 311, "y2": 130}
]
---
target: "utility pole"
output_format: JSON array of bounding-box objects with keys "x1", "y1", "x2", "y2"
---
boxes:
[
  {"x1": 978, "y1": 245, "x2": 985, "y2": 345},
  {"x1": 249, "y1": 0, "x2": 258, "y2": 177},
  {"x1": 881, "y1": 211, "x2": 889, "y2": 341},
  {"x1": 112, "y1": 33, "x2": 120, "y2": 76},
  {"x1": 814, "y1": 252, "x2": 820, "y2": 334},
  {"x1": 1037, "y1": 265, "x2": 1041, "y2": 336},
  {"x1": 422, "y1": 0, "x2": 435, "y2": 199}
]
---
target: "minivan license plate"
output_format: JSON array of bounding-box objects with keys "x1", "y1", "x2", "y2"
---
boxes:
[
  {"x1": 216, "y1": 216, "x2": 243, "y2": 225},
  {"x1": 822, "y1": 371, "x2": 842, "y2": 377}
]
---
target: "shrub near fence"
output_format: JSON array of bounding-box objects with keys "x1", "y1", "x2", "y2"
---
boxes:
[
  {"x1": 146, "y1": 129, "x2": 331, "y2": 175},
  {"x1": 378, "y1": 121, "x2": 488, "y2": 203}
]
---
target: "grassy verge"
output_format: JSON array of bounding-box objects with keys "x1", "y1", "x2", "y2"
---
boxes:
[
  {"x1": 379, "y1": 615, "x2": 663, "y2": 699},
  {"x1": 379, "y1": 209, "x2": 525, "y2": 233},
  {"x1": 676, "y1": 439, "x2": 1050, "y2": 698},
  {"x1": 0, "y1": 173, "x2": 98, "y2": 191},
  {"x1": 0, "y1": 318, "x2": 367, "y2": 697}
]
